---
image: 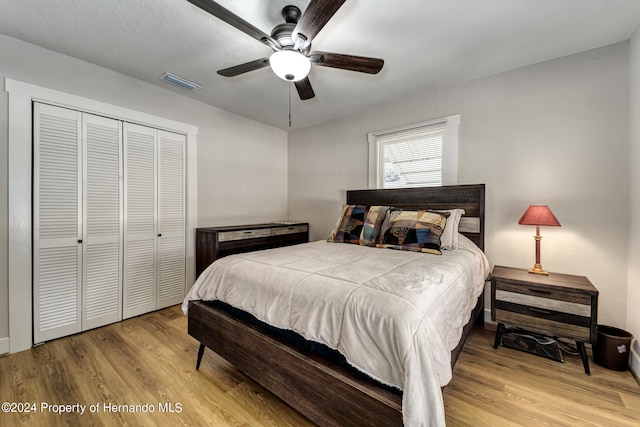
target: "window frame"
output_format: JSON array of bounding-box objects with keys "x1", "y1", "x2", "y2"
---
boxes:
[{"x1": 367, "y1": 114, "x2": 460, "y2": 189}]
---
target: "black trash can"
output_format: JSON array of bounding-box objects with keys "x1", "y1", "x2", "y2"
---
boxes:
[{"x1": 593, "y1": 325, "x2": 634, "y2": 371}]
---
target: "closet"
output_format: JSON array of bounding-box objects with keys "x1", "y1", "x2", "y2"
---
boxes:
[
  {"x1": 123, "y1": 123, "x2": 186, "y2": 318},
  {"x1": 33, "y1": 103, "x2": 185, "y2": 343}
]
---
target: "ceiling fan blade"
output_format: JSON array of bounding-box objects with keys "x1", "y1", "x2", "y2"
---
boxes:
[
  {"x1": 295, "y1": 77, "x2": 315, "y2": 100},
  {"x1": 310, "y1": 51, "x2": 384, "y2": 74},
  {"x1": 187, "y1": 0, "x2": 280, "y2": 49},
  {"x1": 292, "y1": 0, "x2": 346, "y2": 50},
  {"x1": 217, "y1": 58, "x2": 270, "y2": 77}
]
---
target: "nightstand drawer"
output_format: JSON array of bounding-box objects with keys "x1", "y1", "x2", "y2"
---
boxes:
[
  {"x1": 271, "y1": 224, "x2": 308, "y2": 236},
  {"x1": 495, "y1": 289, "x2": 591, "y2": 316},
  {"x1": 219, "y1": 228, "x2": 272, "y2": 242},
  {"x1": 495, "y1": 309, "x2": 591, "y2": 342},
  {"x1": 494, "y1": 285, "x2": 593, "y2": 342},
  {"x1": 494, "y1": 279, "x2": 591, "y2": 305}
]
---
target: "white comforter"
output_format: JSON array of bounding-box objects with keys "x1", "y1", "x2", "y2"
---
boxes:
[{"x1": 183, "y1": 235, "x2": 490, "y2": 427}]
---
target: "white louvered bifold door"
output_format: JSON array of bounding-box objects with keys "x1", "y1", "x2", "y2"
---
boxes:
[
  {"x1": 34, "y1": 105, "x2": 187, "y2": 340},
  {"x1": 82, "y1": 114, "x2": 123, "y2": 330},
  {"x1": 33, "y1": 104, "x2": 82, "y2": 342},
  {"x1": 157, "y1": 130, "x2": 186, "y2": 309},
  {"x1": 123, "y1": 123, "x2": 158, "y2": 319}
]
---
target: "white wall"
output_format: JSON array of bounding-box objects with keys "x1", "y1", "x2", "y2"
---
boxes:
[
  {"x1": 197, "y1": 119, "x2": 288, "y2": 226},
  {"x1": 628, "y1": 26, "x2": 640, "y2": 375},
  {"x1": 289, "y1": 42, "x2": 630, "y2": 329},
  {"x1": 0, "y1": 34, "x2": 288, "y2": 353}
]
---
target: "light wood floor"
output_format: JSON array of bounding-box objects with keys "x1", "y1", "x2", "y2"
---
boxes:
[{"x1": 1, "y1": 306, "x2": 638, "y2": 426}]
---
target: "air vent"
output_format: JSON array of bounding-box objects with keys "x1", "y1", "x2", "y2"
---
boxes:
[{"x1": 160, "y1": 73, "x2": 202, "y2": 91}]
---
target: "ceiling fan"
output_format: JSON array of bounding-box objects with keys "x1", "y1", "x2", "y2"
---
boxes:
[{"x1": 186, "y1": 0, "x2": 384, "y2": 100}]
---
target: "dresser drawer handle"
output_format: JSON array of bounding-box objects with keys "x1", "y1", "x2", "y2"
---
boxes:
[
  {"x1": 528, "y1": 307, "x2": 551, "y2": 315},
  {"x1": 243, "y1": 231, "x2": 253, "y2": 234},
  {"x1": 529, "y1": 288, "x2": 551, "y2": 294}
]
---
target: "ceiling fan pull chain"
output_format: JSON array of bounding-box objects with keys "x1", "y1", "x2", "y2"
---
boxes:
[{"x1": 289, "y1": 82, "x2": 292, "y2": 128}]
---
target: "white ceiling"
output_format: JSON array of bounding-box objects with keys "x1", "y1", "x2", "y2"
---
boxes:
[{"x1": 2, "y1": 0, "x2": 640, "y2": 130}]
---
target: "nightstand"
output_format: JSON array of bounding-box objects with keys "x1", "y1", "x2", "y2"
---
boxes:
[{"x1": 490, "y1": 265, "x2": 598, "y2": 375}]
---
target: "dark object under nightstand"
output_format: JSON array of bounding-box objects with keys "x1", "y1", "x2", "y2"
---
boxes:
[{"x1": 491, "y1": 265, "x2": 598, "y2": 375}]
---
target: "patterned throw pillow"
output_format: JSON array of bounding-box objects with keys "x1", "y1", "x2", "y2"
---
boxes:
[
  {"x1": 377, "y1": 209, "x2": 449, "y2": 255},
  {"x1": 359, "y1": 205, "x2": 390, "y2": 246},
  {"x1": 327, "y1": 205, "x2": 390, "y2": 245},
  {"x1": 327, "y1": 205, "x2": 368, "y2": 244}
]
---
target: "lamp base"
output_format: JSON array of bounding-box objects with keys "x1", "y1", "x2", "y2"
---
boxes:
[{"x1": 528, "y1": 264, "x2": 549, "y2": 275}]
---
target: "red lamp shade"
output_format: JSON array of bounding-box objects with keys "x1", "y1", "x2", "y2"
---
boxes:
[
  {"x1": 519, "y1": 205, "x2": 560, "y2": 275},
  {"x1": 518, "y1": 205, "x2": 561, "y2": 227}
]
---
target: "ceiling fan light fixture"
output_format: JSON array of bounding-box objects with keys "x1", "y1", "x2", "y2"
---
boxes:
[{"x1": 269, "y1": 50, "x2": 311, "y2": 82}]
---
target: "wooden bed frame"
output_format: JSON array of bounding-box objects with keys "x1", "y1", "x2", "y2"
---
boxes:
[{"x1": 188, "y1": 184, "x2": 486, "y2": 426}]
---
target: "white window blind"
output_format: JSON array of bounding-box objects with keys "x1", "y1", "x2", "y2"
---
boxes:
[
  {"x1": 368, "y1": 114, "x2": 460, "y2": 189},
  {"x1": 378, "y1": 122, "x2": 445, "y2": 188}
]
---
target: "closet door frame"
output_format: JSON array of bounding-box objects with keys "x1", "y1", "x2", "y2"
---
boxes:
[{"x1": 6, "y1": 78, "x2": 198, "y2": 354}]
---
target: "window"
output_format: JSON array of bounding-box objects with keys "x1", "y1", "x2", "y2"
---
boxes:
[{"x1": 368, "y1": 114, "x2": 460, "y2": 188}]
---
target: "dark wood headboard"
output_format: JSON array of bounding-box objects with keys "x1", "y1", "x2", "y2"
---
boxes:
[{"x1": 346, "y1": 184, "x2": 485, "y2": 251}]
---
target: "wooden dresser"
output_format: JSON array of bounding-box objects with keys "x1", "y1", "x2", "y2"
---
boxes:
[
  {"x1": 490, "y1": 265, "x2": 598, "y2": 374},
  {"x1": 196, "y1": 222, "x2": 309, "y2": 277}
]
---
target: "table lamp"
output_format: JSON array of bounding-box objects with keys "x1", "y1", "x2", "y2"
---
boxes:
[{"x1": 518, "y1": 205, "x2": 561, "y2": 275}]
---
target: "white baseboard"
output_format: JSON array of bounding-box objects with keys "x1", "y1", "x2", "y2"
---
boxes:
[
  {"x1": 630, "y1": 348, "x2": 639, "y2": 384},
  {"x1": 484, "y1": 308, "x2": 493, "y2": 324},
  {"x1": 0, "y1": 337, "x2": 8, "y2": 355}
]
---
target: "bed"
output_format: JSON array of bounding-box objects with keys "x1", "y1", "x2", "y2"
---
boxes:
[{"x1": 184, "y1": 184, "x2": 488, "y2": 427}]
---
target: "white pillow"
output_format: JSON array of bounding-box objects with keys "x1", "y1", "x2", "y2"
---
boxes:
[{"x1": 434, "y1": 209, "x2": 465, "y2": 250}]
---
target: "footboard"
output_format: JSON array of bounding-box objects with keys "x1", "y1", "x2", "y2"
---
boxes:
[
  {"x1": 188, "y1": 290, "x2": 484, "y2": 426},
  {"x1": 188, "y1": 300, "x2": 403, "y2": 427}
]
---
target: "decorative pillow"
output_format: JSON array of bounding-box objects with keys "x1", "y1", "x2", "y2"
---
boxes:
[
  {"x1": 327, "y1": 205, "x2": 390, "y2": 245},
  {"x1": 434, "y1": 209, "x2": 465, "y2": 251},
  {"x1": 327, "y1": 205, "x2": 368, "y2": 244},
  {"x1": 359, "y1": 205, "x2": 390, "y2": 246},
  {"x1": 377, "y1": 209, "x2": 449, "y2": 255}
]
